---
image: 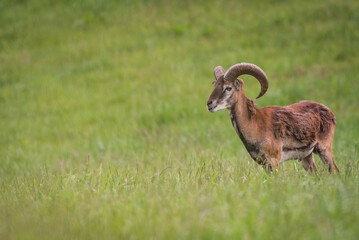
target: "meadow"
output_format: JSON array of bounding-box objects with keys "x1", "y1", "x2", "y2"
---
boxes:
[{"x1": 1, "y1": 0, "x2": 359, "y2": 239}]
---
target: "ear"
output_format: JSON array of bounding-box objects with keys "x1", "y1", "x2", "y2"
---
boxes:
[{"x1": 234, "y1": 79, "x2": 241, "y2": 90}]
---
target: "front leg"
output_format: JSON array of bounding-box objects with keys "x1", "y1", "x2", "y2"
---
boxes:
[
  {"x1": 258, "y1": 146, "x2": 281, "y2": 173},
  {"x1": 254, "y1": 152, "x2": 277, "y2": 173},
  {"x1": 262, "y1": 158, "x2": 280, "y2": 173},
  {"x1": 262, "y1": 163, "x2": 273, "y2": 173}
]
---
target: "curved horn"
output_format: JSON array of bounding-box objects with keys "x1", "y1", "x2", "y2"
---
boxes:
[
  {"x1": 214, "y1": 66, "x2": 225, "y2": 81},
  {"x1": 224, "y1": 63, "x2": 269, "y2": 99}
]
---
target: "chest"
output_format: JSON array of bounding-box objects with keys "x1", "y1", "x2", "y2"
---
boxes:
[{"x1": 230, "y1": 116, "x2": 261, "y2": 160}]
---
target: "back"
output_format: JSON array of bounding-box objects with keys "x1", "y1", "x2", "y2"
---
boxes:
[{"x1": 270, "y1": 101, "x2": 335, "y2": 144}]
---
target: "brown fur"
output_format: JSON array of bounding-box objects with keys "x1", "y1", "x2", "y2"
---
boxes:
[
  {"x1": 207, "y1": 76, "x2": 339, "y2": 174},
  {"x1": 246, "y1": 98, "x2": 256, "y2": 119}
]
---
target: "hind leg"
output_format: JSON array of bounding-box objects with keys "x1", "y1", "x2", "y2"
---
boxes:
[
  {"x1": 315, "y1": 122, "x2": 339, "y2": 173},
  {"x1": 315, "y1": 145, "x2": 339, "y2": 173},
  {"x1": 301, "y1": 153, "x2": 317, "y2": 172}
]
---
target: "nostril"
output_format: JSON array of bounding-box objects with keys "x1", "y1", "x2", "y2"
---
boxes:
[{"x1": 207, "y1": 100, "x2": 213, "y2": 106}]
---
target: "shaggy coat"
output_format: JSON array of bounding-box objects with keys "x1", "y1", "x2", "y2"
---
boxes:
[{"x1": 207, "y1": 63, "x2": 339, "y2": 173}]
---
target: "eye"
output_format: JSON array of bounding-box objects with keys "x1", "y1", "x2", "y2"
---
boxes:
[{"x1": 225, "y1": 87, "x2": 232, "y2": 92}]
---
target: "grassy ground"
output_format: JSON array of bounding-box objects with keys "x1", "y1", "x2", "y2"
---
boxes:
[{"x1": 1, "y1": 0, "x2": 359, "y2": 239}]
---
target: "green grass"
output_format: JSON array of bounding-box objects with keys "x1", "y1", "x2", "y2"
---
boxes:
[{"x1": 1, "y1": 0, "x2": 359, "y2": 239}]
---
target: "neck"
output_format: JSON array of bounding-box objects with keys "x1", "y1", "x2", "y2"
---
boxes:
[
  {"x1": 228, "y1": 93, "x2": 259, "y2": 157},
  {"x1": 228, "y1": 92, "x2": 256, "y2": 133}
]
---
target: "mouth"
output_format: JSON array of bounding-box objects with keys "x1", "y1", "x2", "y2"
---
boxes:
[{"x1": 207, "y1": 105, "x2": 216, "y2": 112}]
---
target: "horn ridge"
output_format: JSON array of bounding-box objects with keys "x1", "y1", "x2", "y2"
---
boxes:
[
  {"x1": 214, "y1": 66, "x2": 225, "y2": 81},
  {"x1": 224, "y1": 63, "x2": 268, "y2": 99}
]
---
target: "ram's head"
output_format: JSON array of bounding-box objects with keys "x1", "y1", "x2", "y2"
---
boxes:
[{"x1": 206, "y1": 63, "x2": 269, "y2": 112}]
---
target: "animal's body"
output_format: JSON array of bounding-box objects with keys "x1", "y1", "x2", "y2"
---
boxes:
[{"x1": 206, "y1": 63, "x2": 339, "y2": 173}]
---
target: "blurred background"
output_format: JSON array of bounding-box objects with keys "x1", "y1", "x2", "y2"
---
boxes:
[
  {"x1": 1, "y1": 0, "x2": 358, "y2": 176},
  {"x1": 1, "y1": 0, "x2": 359, "y2": 239}
]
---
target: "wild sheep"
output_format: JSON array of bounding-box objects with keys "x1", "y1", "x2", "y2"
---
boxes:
[{"x1": 206, "y1": 63, "x2": 339, "y2": 173}]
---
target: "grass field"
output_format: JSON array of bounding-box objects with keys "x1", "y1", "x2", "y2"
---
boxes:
[{"x1": 1, "y1": 0, "x2": 359, "y2": 239}]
